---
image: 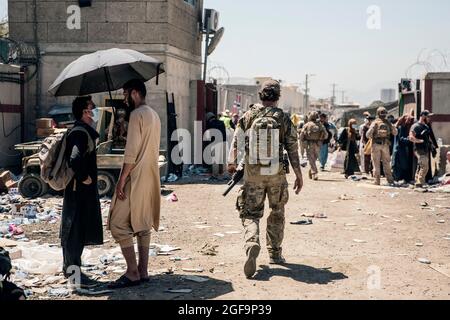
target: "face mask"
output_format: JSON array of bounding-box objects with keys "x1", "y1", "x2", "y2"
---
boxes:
[
  {"x1": 86, "y1": 108, "x2": 98, "y2": 128},
  {"x1": 352, "y1": 124, "x2": 358, "y2": 130}
]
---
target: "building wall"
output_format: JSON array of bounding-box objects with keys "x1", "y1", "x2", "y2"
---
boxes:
[
  {"x1": 423, "y1": 73, "x2": 450, "y2": 145},
  {"x1": 0, "y1": 64, "x2": 23, "y2": 167},
  {"x1": 7, "y1": 0, "x2": 204, "y2": 149}
]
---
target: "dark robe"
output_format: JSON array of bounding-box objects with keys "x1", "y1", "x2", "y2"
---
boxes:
[
  {"x1": 339, "y1": 128, "x2": 360, "y2": 176},
  {"x1": 60, "y1": 121, "x2": 103, "y2": 270},
  {"x1": 392, "y1": 125, "x2": 414, "y2": 182}
]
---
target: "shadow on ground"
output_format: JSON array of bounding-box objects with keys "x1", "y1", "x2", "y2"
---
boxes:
[
  {"x1": 80, "y1": 275, "x2": 234, "y2": 300},
  {"x1": 253, "y1": 264, "x2": 348, "y2": 285}
]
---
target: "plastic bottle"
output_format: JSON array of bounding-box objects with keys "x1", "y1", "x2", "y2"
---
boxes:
[{"x1": 437, "y1": 138, "x2": 443, "y2": 147}]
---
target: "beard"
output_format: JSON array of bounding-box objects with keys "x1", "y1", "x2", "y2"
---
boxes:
[{"x1": 127, "y1": 95, "x2": 135, "y2": 109}]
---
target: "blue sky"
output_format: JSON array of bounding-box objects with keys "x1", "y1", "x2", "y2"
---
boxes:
[
  {"x1": 1, "y1": 0, "x2": 450, "y2": 105},
  {"x1": 205, "y1": 0, "x2": 450, "y2": 105}
]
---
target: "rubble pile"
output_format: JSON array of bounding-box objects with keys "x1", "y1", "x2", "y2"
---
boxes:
[{"x1": 0, "y1": 189, "x2": 63, "y2": 241}]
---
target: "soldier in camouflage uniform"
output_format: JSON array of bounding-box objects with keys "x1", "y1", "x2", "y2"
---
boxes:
[
  {"x1": 367, "y1": 107, "x2": 398, "y2": 186},
  {"x1": 228, "y1": 80, "x2": 304, "y2": 279},
  {"x1": 299, "y1": 111, "x2": 328, "y2": 180}
]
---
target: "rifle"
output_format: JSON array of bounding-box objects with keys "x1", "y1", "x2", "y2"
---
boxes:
[
  {"x1": 223, "y1": 161, "x2": 245, "y2": 197},
  {"x1": 283, "y1": 153, "x2": 290, "y2": 174}
]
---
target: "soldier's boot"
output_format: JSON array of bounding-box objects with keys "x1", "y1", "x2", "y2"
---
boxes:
[
  {"x1": 269, "y1": 254, "x2": 286, "y2": 265},
  {"x1": 308, "y1": 170, "x2": 313, "y2": 180},
  {"x1": 374, "y1": 176, "x2": 381, "y2": 186},
  {"x1": 244, "y1": 244, "x2": 260, "y2": 279},
  {"x1": 313, "y1": 173, "x2": 319, "y2": 181}
]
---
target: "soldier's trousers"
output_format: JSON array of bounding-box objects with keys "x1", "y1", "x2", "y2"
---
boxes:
[
  {"x1": 415, "y1": 152, "x2": 430, "y2": 185},
  {"x1": 371, "y1": 143, "x2": 393, "y2": 183},
  {"x1": 236, "y1": 176, "x2": 289, "y2": 258},
  {"x1": 306, "y1": 141, "x2": 321, "y2": 175}
]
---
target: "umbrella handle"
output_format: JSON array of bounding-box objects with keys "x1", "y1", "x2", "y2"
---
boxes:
[{"x1": 156, "y1": 64, "x2": 161, "y2": 86}]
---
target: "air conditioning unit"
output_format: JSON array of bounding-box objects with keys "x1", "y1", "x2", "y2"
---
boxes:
[{"x1": 204, "y1": 9, "x2": 219, "y2": 32}]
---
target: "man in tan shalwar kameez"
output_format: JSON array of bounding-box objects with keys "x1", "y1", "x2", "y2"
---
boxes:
[{"x1": 107, "y1": 79, "x2": 161, "y2": 289}]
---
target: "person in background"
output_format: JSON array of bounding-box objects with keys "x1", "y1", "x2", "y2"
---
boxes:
[
  {"x1": 232, "y1": 113, "x2": 239, "y2": 128},
  {"x1": 392, "y1": 113, "x2": 415, "y2": 184},
  {"x1": 297, "y1": 115, "x2": 307, "y2": 159},
  {"x1": 388, "y1": 115, "x2": 397, "y2": 155},
  {"x1": 338, "y1": 119, "x2": 360, "y2": 179},
  {"x1": 360, "y1": 114, "x2": 375, "y2": 176},
  {"x1": 220, "y1": 110, "x2": 236, "y2": 130},
  {"x1": 319, "y1": 113, "x2": 336, "y2": 171},
  {"x1": 409, "y1": 110, "x2": 436, "y2": 188},
  {"x1": 206, "y1": 112, "x2": 227, "y2": 179}
]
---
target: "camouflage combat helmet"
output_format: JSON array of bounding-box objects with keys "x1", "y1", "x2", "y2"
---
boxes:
[
  {"x1": 308, "y1": 111, "x2": 319, "y2": 122},
  {"x1": 259, "y1": 80, "x2": 281, "y2": 102},
  {"x1": 377, "y1": 107, "x2": 388, "y2": 117}
]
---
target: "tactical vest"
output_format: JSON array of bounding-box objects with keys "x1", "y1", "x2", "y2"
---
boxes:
[
  {"x1": 304, "y1": 122, "x2": 326, "y2": 141},
  {"x1": 373, "y1": 119, "x2": 392, "y2": 143}
]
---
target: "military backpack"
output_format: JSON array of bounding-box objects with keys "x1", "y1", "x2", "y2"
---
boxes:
[{"x1": 248, "y1": 105, "x2": 285, "y2": 166}]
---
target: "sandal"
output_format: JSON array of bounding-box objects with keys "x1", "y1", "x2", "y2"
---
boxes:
[{"x1": 107, "y1": 275, "x2": 141, "y2": 289}]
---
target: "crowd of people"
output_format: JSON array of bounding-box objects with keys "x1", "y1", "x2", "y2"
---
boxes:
[{"x1": 297, "y1": 107, "x2": 440, "y2": 188}]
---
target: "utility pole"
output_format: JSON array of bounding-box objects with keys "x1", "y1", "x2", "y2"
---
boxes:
[
  {"x1": 331, "y1": 83, "x2": 338, "y2": 108},
  {"x1": 304, "y1": 74, "x2": 315, "y2": 115},
  {"x1": 338, "y1": 90, "x2": 346, "y2": 104}
]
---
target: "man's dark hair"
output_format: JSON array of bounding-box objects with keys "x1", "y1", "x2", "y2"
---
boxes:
[
  {"x1": 72, "y1": 96, "x2": 92, "y2": 121},
  {"x1": 320, "y1": 113, "x2": 328, "y2": 119},
  {"x1": 123, "y1": 79, "x2": 147, "y2": 98}
]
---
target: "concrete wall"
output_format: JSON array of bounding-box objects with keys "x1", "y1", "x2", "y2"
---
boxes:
[
  {"x1": 0, "y1": 64, "x2": 23, "y2": 167},
  {"x1": 8, "y1": 0, "x2": 204, "y2": 149},
  {"x1": 279, "y1": 86, "x2": 303, "y2": 115},
  {"x1": 423, "y1": 73, "x2": 450, "y2": 144}
]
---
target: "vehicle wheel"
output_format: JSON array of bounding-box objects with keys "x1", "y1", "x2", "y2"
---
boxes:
[
  {"x1": 97, "y1": 171, "x2": 116, "y2": 198},
  {"x1": 18, "y1": 174, "x2": 49, "y2": 199}
]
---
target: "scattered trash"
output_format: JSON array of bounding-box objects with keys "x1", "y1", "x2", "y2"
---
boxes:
[
  {"x1": 152, "y1": 268, "x2": 175, "y2": 275},
  {"x1": 166, "y1": 193, "x2": 179, "y2": 202},
  {"x1": 420, "y1": 202, "x2": 429, "y2": 207},
  {"x1": 418, "y1": 258, "x2": 431, "y2": 265},
  {"x1": 182, "y1": 268, "x2": 204, "y2": 273},
  {"x1": 76, "y1": 288, "x2": 113, "y2": 296},
  {"x1": 330, "y1": 200, "x2": 340, "y2": 203},
  {"x1": 213, "y1": 233, "x2": 225, "y2": 238},
  {"x1": 169, "y1": 257, "x2": 191, "y2": 262},
  {"x1": 199, "y1": 243, "x2": 218, "y2": 256},
  {"x1": 353, "y1": 239, "x2": 367, "y2": 243},
  {"x1": 182, "y1": 275, "x2": 209, "y2": 283},
  {"x1": 48, "y1": 287, "x2": 72, "y2": 298},
  {"x1": 225, "y1": 231, "x2": 241, "y2": 235},
  {"x1": 163, "y1": 174, "x2": 179, "y2": 183},
  {"x1": 406, "y1": 215, "x2": 414, "y2": 219},
  {"x1": 167, "y1": 289, "x2": 192, "y2": 294},
  {"x1": 345, "y1": 223, "x2": 357, "y2": 227},
  {"x1": 415, "y1": 243, "x2": 424, "y2": 247},
  {"x1": 195, "y1": 225, "x2": 212, "y2": 229},
  {"x1": 437, "y1": 220, "x2": 446, "y2": 224},
  {"x1": 290, "y1": 219, "x2": 313, "y2": 226},
  {"x1": 339, "y1": 194, "x2": 354, "y2": 201},
  {"x1": 389, "y1": 192, "x2": 399, "y2": 198}
]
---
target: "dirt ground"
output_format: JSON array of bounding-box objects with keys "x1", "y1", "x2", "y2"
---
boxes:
[{"x1": 20, "y1": 169, "x2": 450, "y2": 300}]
